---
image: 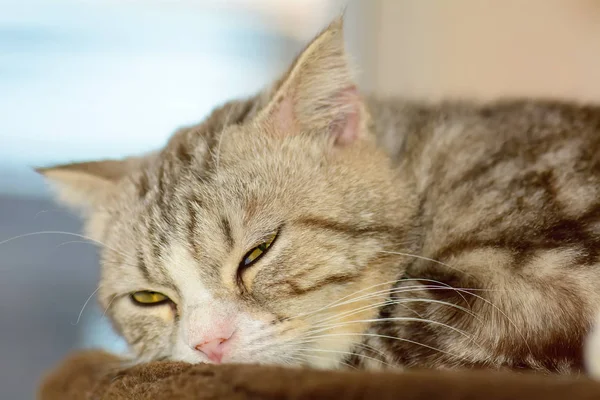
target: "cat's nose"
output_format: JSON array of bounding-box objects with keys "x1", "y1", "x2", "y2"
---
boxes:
[{"x1": 194, "y1": 336, "x2": 230, "y2": 363}]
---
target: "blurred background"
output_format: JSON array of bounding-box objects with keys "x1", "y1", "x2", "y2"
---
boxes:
[{"x1": 1, "y1": 0, "x2": 599, "y2": 398}]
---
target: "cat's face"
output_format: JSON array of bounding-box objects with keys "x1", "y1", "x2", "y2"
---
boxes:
[
  {"x1": 39, "y1": 20, "x2": 413, "y2": 368},
  {"x1": 99, "y1": 126, "x2": 406, "y2": 368}
]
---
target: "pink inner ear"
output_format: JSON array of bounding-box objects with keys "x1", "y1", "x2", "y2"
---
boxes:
[
  {"x1": 270, "y1": 86, "x2": 361, "y2": 145},
  {"x1": 273, "y1": 95, "x2": 297, "y2": 135},
  {"x1": 332, "y1": 86, "x2": 361, "y2": 146},
  {"x1": 333, "y1": 105, "x2": 359, "y2": 146}
]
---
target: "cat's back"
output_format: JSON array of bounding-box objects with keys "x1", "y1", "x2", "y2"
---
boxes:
[
  {"x1": 371, "y1": 98, "x2": 600, "y2": 218},
  {"x1": 363, "y1": 97, "x2": 600, "y2": 372},
  {"x1": 370, "y1": 97, "x2": 600, "y2": 175},
  {"x1": 375, "y1": 97, "x2": 600, "y2": 271}
]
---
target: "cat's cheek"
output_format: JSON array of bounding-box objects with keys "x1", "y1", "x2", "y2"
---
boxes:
[
  {"x1": 154, "y1": 304, "x2": 176, "y2": 323},
  {"x1": 110, "y1": 300, "x2": 177, "y2": 359}
]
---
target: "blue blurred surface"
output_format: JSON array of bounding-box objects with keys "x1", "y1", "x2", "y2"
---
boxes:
[{"x1": 0, "y1": 0, "x2": 297, "y2": 195}]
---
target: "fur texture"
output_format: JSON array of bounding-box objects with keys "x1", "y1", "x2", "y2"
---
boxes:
[
  {"x1": 39, "y1": 19, "x2": 600, "y2": 373},
  {"x1": 38, "y1": 350, "x2": 600, "y2": 400}
]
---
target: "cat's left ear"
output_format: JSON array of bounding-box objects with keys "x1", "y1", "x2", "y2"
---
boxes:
[
  {"x1": 35, "y1": 158, "x2": 135, "y2": 214},
  {"x1": 258, "y1": 17, "x2": 366, "y2": 146}
]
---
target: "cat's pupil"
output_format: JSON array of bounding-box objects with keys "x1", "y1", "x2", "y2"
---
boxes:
[{"x1": 241, "y1": 234, "x2": 277, "y2": 268}]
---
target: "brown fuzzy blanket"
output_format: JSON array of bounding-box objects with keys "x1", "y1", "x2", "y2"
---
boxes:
[{"x1": 39, "y1": 351, "x2": 600, "y2": 400}]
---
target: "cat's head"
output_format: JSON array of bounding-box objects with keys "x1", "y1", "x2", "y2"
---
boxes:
[{"x1": 38, "y1": 19, "x2": 415, "y2": 368}]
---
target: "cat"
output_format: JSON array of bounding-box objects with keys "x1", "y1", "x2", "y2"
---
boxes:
[{"x1": 38, "y1": 18, "x2": 600, "y2": 374}]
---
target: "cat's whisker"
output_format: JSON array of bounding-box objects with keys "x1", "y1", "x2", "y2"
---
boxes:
[
  {"x1": 0, "y1": 230, "x2": 132, "y2": 268},
  {"x1": 306, "y1": 296, "x2": 431, "y2": 326},
  {"x1": 279, "y1": 354, "x2": 305, "y2": 366},
  {"x1": 296, "y1": 332, "x2": 470, "y2": 362},
  {"x1": 246, "y1": 338, "x2": 311, "y2": 366},
  {"x1": 306, "y1": 316, "x2": 482, "y2": 350},
  {"x1": 56, "y1": 240, "x2": 98, "y2": 249},
  {"x1": 71, "y1": 285, "x2": 103, "y2": 326},
  {"x1": 33, "y1": 208, "x2": 76, "y2": 220},
  {"x1": 310, "y1": 296, "x2": 479, "y2": 327},
  {"x1": 356, "y1": 284, "x2": 529, "y2": 353},
  {"x1": 353, "y1": 341, "x2": 391, "y2": 360},
  {"x1": 304, "y1": 284, "x2": 486, "y2": 326},
  {"x1": 285, "y1": 279, "x2": 402, "y2": 321},
  {"x1": 401, "y1": 277, "x2": 472, "y2": 308},
  {"x1": 318, "y1": 299, "x2": 428, "y2": 322},
  {"x1": 318, "y1": 283, "x2": 427, "y2": 307},
  {"x1": 293, "y1": 338, "x2": 387, "y2": 361},
  {"x1": 295, "y1": 347, "x2": 394, "y2": 369},
  {"x1": 302, "y1": 278, "x2": 519, "y2": 332},
  {"x1": 277, "y1": 290, "x2": 470, "y2": 342},
  {"x1": 325, "y1": 285, "x2": 480, "y2": 318},
  {"x1": 378, "y1": 250, "x2": 475, "y2": 279},
  {"x1": 102, "y1": 294, "x2": 120, "y2": 318},
  {"x1": 292, "y1": 275, "x2": 499, "y2": 322},
  {"x1": 54, "y1": 240, "x2": 145, "y2": 271},
  {"x1": 288, "y1": 278, "x2": 460, "y2": 321},
  {"x1": 438, "y1": 286, "x2": 534, "y2": 355},
  {"x1": 0, "y1": 230, "x2": 102, "y2": 249},
  {"x1": 300, "y1": 286, "x2": 422, "y2": 322},
  {"x1": 298, "y1": 352, "x2": 357, "y2": 370},
  {"x1": 277, "y1": 292, "x2": 472, "y2": 342}
]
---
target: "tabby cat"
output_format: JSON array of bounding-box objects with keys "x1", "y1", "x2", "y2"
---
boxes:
[{"x1": 39, "y1": 19, "x2": 600, "y2": 374}]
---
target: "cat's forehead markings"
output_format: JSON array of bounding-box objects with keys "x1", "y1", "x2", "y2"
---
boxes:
[
  {"x1": 219, "y1": 216, "x2": 234, "y2": 251},
  {"x1": 164, "y1": 243, "x2": 212, "y2": 303}
]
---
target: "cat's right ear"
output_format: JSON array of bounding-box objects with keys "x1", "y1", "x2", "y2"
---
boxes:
[
  {"x1": 256, "y1": 17, "x2": 366, "y2": 147},
  {"x1": 35, "y1": 159, "x2": 132, "y2": 214}
]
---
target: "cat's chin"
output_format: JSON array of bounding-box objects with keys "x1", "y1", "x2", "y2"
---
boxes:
[
  {"x1": 129, "y1": 349, "x2": 345, "y2": 370},
  {"x1": 167, "y1": 353, "x2": 298, "y2": 367},
  {"x1": 173, "y1": 356, "x2": 334, "y2": 370},
  {"x1": 165, "y1": 343, "x2": 333, "y2": 368}
]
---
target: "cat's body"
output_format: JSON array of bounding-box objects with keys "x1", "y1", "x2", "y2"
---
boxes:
[
  {"x1": 359, "y1": 98, "x2": 600, "y2": 372},
  {"x1": 40, "y1": 20, "x2": 600, "y2": 374}
]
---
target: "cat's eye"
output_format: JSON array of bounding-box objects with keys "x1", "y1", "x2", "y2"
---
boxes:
[
  {"x1": 131, "y1": 291, "x2": 170, "y2": 306},
  {"x1": 240, "y1": 232, "x2": 278, "y2": 268}
]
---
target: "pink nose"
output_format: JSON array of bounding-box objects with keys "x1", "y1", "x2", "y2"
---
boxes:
[{"x1": 194, "y1": 337, "x2": 229, "y2": 363}]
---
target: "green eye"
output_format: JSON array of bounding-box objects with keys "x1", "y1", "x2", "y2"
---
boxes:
[
  {"x1": 131, "y1": 291, "x2": 169, "y2": 305},
  {"x1": 240, "y1": 232, "x2": 278, "y2": 268}
]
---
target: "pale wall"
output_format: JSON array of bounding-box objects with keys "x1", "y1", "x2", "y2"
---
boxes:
[{"x1": 369, "y1": 0, "x2": 600, "y2": 101}]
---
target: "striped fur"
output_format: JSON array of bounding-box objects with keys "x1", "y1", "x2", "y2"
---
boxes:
[{"x1": 39, "y1": 19, "x2": 600, "y2": 374}]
